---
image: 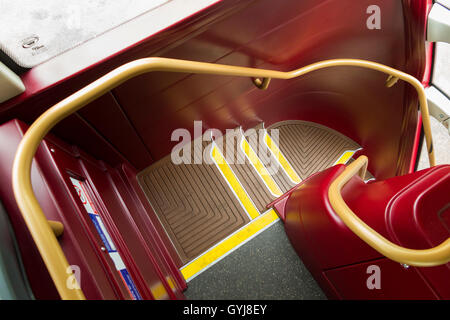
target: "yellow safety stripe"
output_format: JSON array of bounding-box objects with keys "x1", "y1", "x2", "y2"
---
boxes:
[
  {"x1": 240, "y1": 137, "x2": 282, "y2": 197},
  {"x1": 211, "y1": 144, "x2": 260, "y2": 220},
  {"x1": 333, "y1": 149, "x2": 360, "y2": 165},
  {"x1": 150, "y1": 283, "x2": 168, "y2": 300},
  {"x1": 181, "y1": 209, "x2": 279, "y2": 281},
  {"x1": 264, "y1": 132, "x2": 301, "y2": 184},
  {"x1": 149, "y1": 275, "x2": 177, "y2": 300}
]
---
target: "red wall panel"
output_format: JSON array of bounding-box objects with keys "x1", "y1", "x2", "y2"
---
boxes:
[
  {"x1": 325, "y1": 259, "x2": 438, "y2": 299},
  {"x1": 0, "y1": 0, "x2": 426, "y2": 178}
]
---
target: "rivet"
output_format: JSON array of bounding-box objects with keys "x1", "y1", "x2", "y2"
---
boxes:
[{"x1": 21, "y1": 35, "x2": 39, "y2": 48}]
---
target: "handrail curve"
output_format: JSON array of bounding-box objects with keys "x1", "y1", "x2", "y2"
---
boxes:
[
  {"x1": 12, "y1": 57, "x2": 435, "y2": 299},
  {"x1": 328, "y1": 156, "x2": 450, "y2": 267}
]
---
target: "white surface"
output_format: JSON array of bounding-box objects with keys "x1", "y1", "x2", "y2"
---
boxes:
[
  {"x1": 426, "y1": 85, "x2": 450, "y2": 128},
  {"x1": 425, "y1": 16, "x2": 450, "y2": 168},
  {"x1": 0, "y1": 61, "x2": 25, "y2": 103},
  {"x1": 7, "y1": 0, "x2": 221, "y2": 95},
  {"x1": 0, "y1": 0, "x2": 170, "y2": 67},
  {"x1": 437, "y1": 0, "x2": 450, "y2": 10},
  {"x1": 427, "y1": 3, "x2": 450, "y2": 44},
  {"x1": 433, "y1": 42, "x2": 450, "y2": 98}
]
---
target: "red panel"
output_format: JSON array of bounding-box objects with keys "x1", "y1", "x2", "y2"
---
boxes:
[
  {"x1": 0, "y1": 0, "x2": 247, "y2": 170},
  {"x1": 47, "y1": 113, "x2": 129, "y2": 168},
  {"x1": 32, "y1": 132, "x2": 131, "y2": 300},
  {"x1": 387, "y1": 168, "x2": 450, "y2": 249},
  {"x1": 112, "y1": 0, "x2": 419, "y2": 179},
  {"x1": 409, "y1": 114, "x2": 423, "y2": 173},
  {"x1": 0, "y1": 121, "x2": 58, "y2": 299},
  {"x1": 441, "y1": 207, "x2": 450, "y2": 231},
  {"x1": 0, "y1": 0, "x2": 243, "y2": 116},
  {"x1": 0, "y1": 119, "x2": 185, "y2": 299},
  {"x1": 17, "y1": 92, "x2": 150, "y2": 170},
  {"x1": 72, "y1": 149, "x2": 184, "y2": 299},
  {"x1": 386, "y1": 167, "x2": 450, "y2": 298},
  {"x1": 0, "y1": 0, "x2": 426, "y2": 179},
  {"x1": 42, "y1": 136, "x2": 186, "y2": 299},
  {"x1": 325, "y1": 259, "x2": 437, "y2": 300},
  {"x1": 0, "y1": 120, "x2": 120, "y2": 299},
  {"x1": 77, "y1": 92, "x2": 154, "y2": 168},
  {"x1": 0, "y1": 0, "x2": 436, "y2": 300},
  {"x1": 285, "y1": 167, "x2": 384, "y2": 270},
  {"x1": 283, "y1": 163, "x2": 450, "y2": 299}
]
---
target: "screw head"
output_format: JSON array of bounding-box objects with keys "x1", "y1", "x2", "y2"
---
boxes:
[{"x1": 21, "y1": 35, "x2": 39, "y2": 48}]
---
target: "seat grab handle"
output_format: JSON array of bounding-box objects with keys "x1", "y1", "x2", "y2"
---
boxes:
[{"x1": 328, "y1": 156, "x2": 450, "y2": 267}]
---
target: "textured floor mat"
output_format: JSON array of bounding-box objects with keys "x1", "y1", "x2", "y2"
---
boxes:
[
  {"x1": 244, "y1": 125, "x2": 297, "y2": 194},
  {"x1": 267, "y1": 120, "x2": 361, "y2": 187},
  {"x1": 137, "y1": 138, "x2": 250, "y2": 265},
  {"x1": 214, "y1": 128, "x2": 277, "y2": 212},
  {"x1": 138, "y1": 120, "x2": 362, "y2": 265}
]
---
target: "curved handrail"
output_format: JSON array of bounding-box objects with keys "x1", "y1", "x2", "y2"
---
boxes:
[
  {"x1": 12, "y1": 58, "x2": 435, "y2": 299},
  {"x1": 328, "y1": 156, "x2": 450, "y2": 267}
]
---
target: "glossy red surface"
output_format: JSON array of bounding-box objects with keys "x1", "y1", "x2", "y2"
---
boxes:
[
  {"x1": 387, "y1": 167, "x2": 450, "y2": 298},
  {"x1": 0, "y1": 0, "x2": 428, "y2": 180},
  {"x1": 0, "y1": 120, "x2": 58, "y2": 299},
  {"x1": 409, "y1": 114, "x2": 423, "y2": 173},
  {"x1": 0, "y1": 119, "x2": 185, "y2": 299},
  {"x1": 0, "y1": 0, "x2": 434, "y2": 300},
  {"x1": 282, "y1": 164, "x2": 450, "y2": 299},
  {"x1": 325, "y1": 258, "x2": 438, "y2": 299},
  {"x1": 408, "y1": 0, "x2": 433, "y2": 172},
  {"x1": 421, "y1": 0, "x2": 434, "y2": 87}
]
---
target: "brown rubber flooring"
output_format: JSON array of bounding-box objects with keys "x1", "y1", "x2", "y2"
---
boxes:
[
  {"x1": 244, "y1": 123, "x2": 294, "y2": 193},
  {"x1": 137, "y1": 136, "x2": 250, "y2": 264},
  {"x1": 138, "y1": 120, "x2": 363, "y2": 264},
  {"x1": 214, "y1": 128, "x2": 276, "y2": 212},
  {"x1": 249, "y1": 120, "x2": 362, "y2": 194}
]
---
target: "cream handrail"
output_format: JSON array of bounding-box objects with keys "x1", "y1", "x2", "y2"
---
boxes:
[
  {"x1": 12, "y1": 58, "x2": 435, "y2": 299},
  {"x1": 328, "y1": 156, "x2": 450, "y2": 267}
]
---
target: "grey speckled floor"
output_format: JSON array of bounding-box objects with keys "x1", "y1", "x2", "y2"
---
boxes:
[{"x1": 184, "y1": 221, "x2": 326, "y2": 300}]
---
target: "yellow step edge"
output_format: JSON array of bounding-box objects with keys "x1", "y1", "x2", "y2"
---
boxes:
[
  {"x1": 264, "y1": 131, "x2": 302, "y2": 184},
  {"x1": 333, "y1": 149, "x2": 361, "y2": 165},
  {"x1": 211, "y1": 143, "x2": 260, "y2": 220},
  {"x1": 180, "y1": 209, "x2": 279, "y2": 281},
  {"x1": 240, "y1": 136, "x2": 283, "y2": 197},
  {"x1": 150, "y1": 276, "x2": 176, "y2": 300},
  {"x1": 150, "y1": 283, "x2": 168, "y2": 300}
]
